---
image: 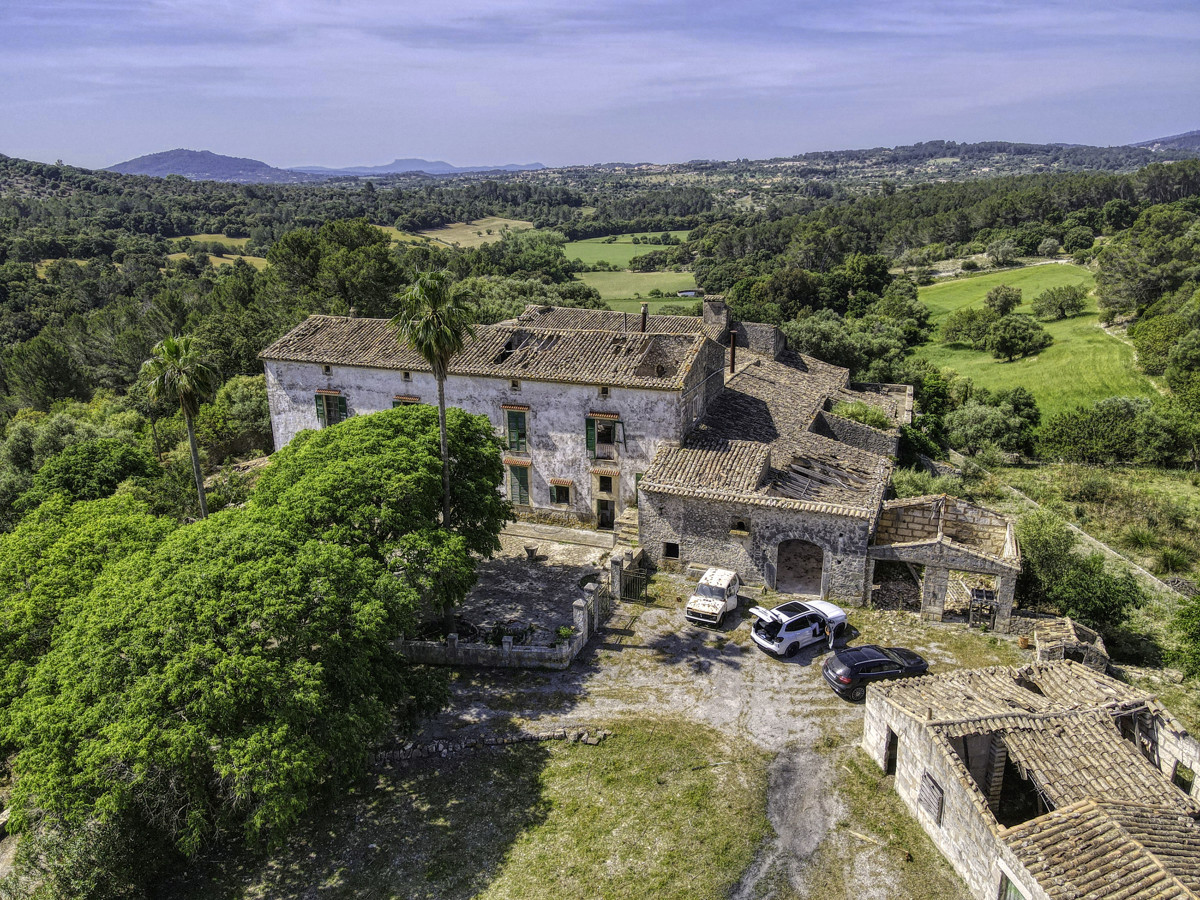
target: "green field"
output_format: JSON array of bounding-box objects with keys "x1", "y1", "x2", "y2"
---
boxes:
[
  {"x1": 417, "y1": 216, "x2": 534, "y2": 248},
  {"x1": 564, "y1": 231, "x2": 691, "y2": 268},
  {"x1": 916, "y1": 264, "x2": 1158, "y2": 418},
  {"x1": 578, "y1": 271, "x2": 698, "y2": 301},
  {"x1": 374, "y1": 224, "x2": 427, "y2": 244}
]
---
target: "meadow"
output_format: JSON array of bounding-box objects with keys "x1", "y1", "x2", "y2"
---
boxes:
[
  {"x1": 915, "y1": 264, "x2": 1158, "y2": 418},
  {"x1": 165, "y1": 252, "x2": 268, "y2": 270},
  {"x1": 416, "y1": 216, "x2": 534, "y2": 247},
  {"x1": 564, "y1": 230, "x2": 691, "y2": 268},
  {"x1": 578, "y1": 270, "x2": 698, "y2": 301},
  {"x1": 176, "y1": 233, "x2": 252, "y2": 247}
]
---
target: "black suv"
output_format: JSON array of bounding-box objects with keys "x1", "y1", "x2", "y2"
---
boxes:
[{"x1": 821, "y1": 644, "x2": 928, "y2": 701}]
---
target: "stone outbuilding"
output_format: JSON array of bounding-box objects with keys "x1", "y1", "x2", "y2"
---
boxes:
[
  {"x1": 1033, "y1": 617, "x2": 1109, "y2": 672},
  {"x1": 869, "y1": 494, "x2": 1022, "y2": 632},
  {"x1": 863, "y1": 660, "x2": 1200, "y2": 900}
]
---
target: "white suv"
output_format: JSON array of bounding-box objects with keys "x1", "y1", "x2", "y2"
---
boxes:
[{"x1": 749, "y1": 599, "x2": 848, "y2": 658}]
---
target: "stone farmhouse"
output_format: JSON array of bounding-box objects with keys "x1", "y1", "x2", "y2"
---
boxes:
[
  {"x1": 261, "y1": 299, "x2": 1018, "y2": 616},
  {"x1": 864, "y1": 660, "x2": 1200, "y2": 900}
]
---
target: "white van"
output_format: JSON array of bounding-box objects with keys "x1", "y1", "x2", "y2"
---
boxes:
[{"x1": 684, "y1": 568, "x2": 741, "y2": 627}]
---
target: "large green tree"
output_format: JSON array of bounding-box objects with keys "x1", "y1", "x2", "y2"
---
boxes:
[{"x1": 141, "y1": 336, "x2": 218, "y2": 518}]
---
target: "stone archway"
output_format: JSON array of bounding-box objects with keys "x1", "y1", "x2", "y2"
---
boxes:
[{"x1": 776, "y1": 539, "x2": 825, "y2": 595}]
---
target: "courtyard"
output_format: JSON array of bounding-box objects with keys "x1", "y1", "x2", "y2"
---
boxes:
[{"x1": 170, "y1": 542, "x2": 1029, "y2": 900}]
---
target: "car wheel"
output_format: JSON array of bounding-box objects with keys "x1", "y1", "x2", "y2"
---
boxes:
[
  {"x1": 784, "y1": 642, "x2": 799, "y2": 658},
  {"x1": 849, "y1": 685, "x2": 866, "y2": 702}
]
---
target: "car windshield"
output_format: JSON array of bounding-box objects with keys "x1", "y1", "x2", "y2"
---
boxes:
[{"x1": 695, "y1": 584, "x2": 724, "y2": 599}]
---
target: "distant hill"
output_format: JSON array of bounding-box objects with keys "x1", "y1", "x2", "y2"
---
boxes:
[
  {"x1": 106, "y1": 149, "x2": 322, "y2": 183},
  {"x1": 1133, "y1": 129, "x2": 1200, "y2": 152},
  {"x1": 289, "y1": 158, "x2": 546, "y2": 176}
]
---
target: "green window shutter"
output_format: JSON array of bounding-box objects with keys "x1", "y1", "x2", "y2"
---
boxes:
[
  {"x1": 336, "y1": 396, "x2": 348, "y2": 423},
  {"x1": 315, "y1": 395, "x2": 326, "y2": 427},
  {"x1": 507, "y1": 410, "x2": 526, "y2": 451},
  {"x1": 585, "y1": 417, "x2": 596, "y2": 458},
  {"x1": 392, "y1": 400, "x2": 402, "y2": 408},
  {"x1": 510, "y1": 466, "x2": 529, "y2": 505}
]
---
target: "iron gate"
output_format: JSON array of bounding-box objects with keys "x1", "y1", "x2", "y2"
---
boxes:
[{"x1": 619, "y1": 566, "x2": 648, "y2": 603}]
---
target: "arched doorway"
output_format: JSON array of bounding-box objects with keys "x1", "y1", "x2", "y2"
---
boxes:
[{"x1": 776, "y1": 539, "x2": 824, "y2": 595}]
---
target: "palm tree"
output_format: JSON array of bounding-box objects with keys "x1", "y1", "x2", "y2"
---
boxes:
[
  {"x1": 390, "y1": 271, "x2": 476, "y2": 525},
  {"x1": 390, "y1": 272, "x2": 475, "y2": 631},
  {"x1": 141, "y1": 335, "x2": 218, "y2": 518}
]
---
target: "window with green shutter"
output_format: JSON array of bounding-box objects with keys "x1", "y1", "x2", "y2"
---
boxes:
[
  {"x1": 585, "y1": 417, "x2": 596, "y2": 458},
  {"x1": 509, "y1": 465, "x2": 530, "y2": 505},
  {"x1": 315, "y1": 394, "x2": 348, "y2": 427},
  {"x1": 507, "y1": 410, "x2": 527, "y2": 451}
]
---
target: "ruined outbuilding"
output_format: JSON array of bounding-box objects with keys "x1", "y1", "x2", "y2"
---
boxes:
[{"x1": 864, "y1": 660, "x2": 1200, "y2": 900}]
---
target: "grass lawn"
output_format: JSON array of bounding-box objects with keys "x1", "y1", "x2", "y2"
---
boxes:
[
  {"x1": 167, "y1": 717, "x2": 770, "y2": 900},
  {"x1": 578, "y1": 271, "x2": 698, "y2": 301},
  {"x1": 915, "y1": 264, "x2": 1158, "y2": 419},
  {"x1": 565, "y1": 231, "x2": 691, "y2": 268},
  {"x1": 417, "y1": 216, "x2": 534, "y2": 248}
]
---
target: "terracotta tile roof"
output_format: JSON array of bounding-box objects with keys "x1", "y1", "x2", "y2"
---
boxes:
[
  {"x1": 1000, "y1": 713, "x2": 1199, "y2": 813},
  {"x1": 1002, "y1": 800, "x2": 1200, "y2": 899},
  {"x1": 260, "y1": 314, "x2": 709, "y2": 391},
  {"x1": 640, "y1": 351, "x2": 893, "y2": 518},
  {"x1": 875, "y1": 660, "x2": 1152, "y2": 726},
  {"x1": 512, "y1": 304, "x2": 709, "y2": 335}
]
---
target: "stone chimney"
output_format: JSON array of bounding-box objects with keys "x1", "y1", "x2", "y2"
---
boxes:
[
  {"x1": 702, "y1": 295, "x2": 729, "y2": 339},
  {"x1": 640, "y1": 302, "x2": 648, "y2": 333}
]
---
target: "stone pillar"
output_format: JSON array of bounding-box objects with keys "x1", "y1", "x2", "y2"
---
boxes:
[
  {"x1": 993, "y1": 573, "x2": 1017, "y2": 634},
  {"x1": 609, "y1": 555, "x2": 623, "y2": 599},
  {"x1": 583, "y1": 582, "x2": 599, "y2": 630},
  {"x1": 920, "y1": 566, "x2": 949, "y2": 622},
  {"x1": 573, "y1": 598, "x2": 589, "y2": 642},
  {"x1": 864, "y1": 558, "x2": 877, "y2": 608}
]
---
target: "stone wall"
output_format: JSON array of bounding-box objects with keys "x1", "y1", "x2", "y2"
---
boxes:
[
  {"x1": 1153, "y1": 711, "x2": 1200, "y2": 802},
  {"x1": 942, "y1": 499, "x2": 1012, "y2": 559},
  {"x1": 732, "y1": 321, "x2": 785, "y2": 359},
  {"x1": 862, "y1": 696, "x2": 1015, "y2": 900},
  {"x1": 396, "y1": 597, "x2": 593, "y2": 670},
  {"x1": 812, "y1": 410, "x2": 899, "y2": 457},
  {"x1": 638, "y1": 489, "x2": 874, "y2": 604},
  {"x1": 264, "y1": 358, "x2": 687, "y2": 518},
  {"x1": 874, "y1": 503, "x2": 940, "y2": 545}
]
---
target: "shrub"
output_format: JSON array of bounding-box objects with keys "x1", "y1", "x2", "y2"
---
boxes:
[
  {"x1": 1130, "y1": 314, "x2": 1190, "y2": 375},
  {"x1": 1037, "y1": 237, "x2": 1062, "y2": 257},
  {"x1": 1156, "y1": 547, "x2": 1194, "y2": 575},
  {"x1": 831, "y1": 400, "x2": 892, "y2": 430},
  {"x1": 984, "y1": 284, "x2": 1022, "y2": 316},
  {"x1": 1063, "y1": 226, "x2": 1096, "y2": 253},
  {"x1": 1031, "y1": 284, "x2": 1088, "y2": 320}
]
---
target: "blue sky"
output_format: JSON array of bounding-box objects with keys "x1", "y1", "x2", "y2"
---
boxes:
[{"x1": 2, "y1": 0, "x2": 1198, "y2": 169}]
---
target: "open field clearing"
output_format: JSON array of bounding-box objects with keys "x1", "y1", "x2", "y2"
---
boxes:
[
  {"x1": 175, "y1": 232, "x2": 251, "y2": 246},
  {"x1": 373, "y1": 224, "x2": 427, "y2": 243},
  {"x1": 916, "y1": 264, "x2": 1157, "y2": 418},
  {"x1": 417, "y1": 216, "x2": 534, "y2": 247},
  {"x1": 165, "y1": 252, "x2": 267, "y2": 270},
  {"x1": 564, "y1": 230, "x2": 691, "y2": 267},
  {"x1": 578, "y1": 270, "x2": 697, "y2": 300}
]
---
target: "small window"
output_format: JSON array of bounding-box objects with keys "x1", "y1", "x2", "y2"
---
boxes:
[
  {"x1": 509, "y1": 465, "x2": 530, "y2": 506},
  {"x1": 663, "y1": 542, "x2": 680, "y2": 559},
  {"x1": 403, "y1": 370, "x2": 411, "y2": 382},
  {"x1": 510, "y1": 379, "x2": 521, "y2": 391},
  {"x1": 918, "y1": 772, "x2": 945, "y2": 826},
  {"x1": 598, "y1": 385, "x2": 610, "y2": 398},
  {"x1": 1173, "y1": 762, "x2": 1196, "y2": 794},
  {"x1": 507, "y1": 410, "x2": 527, "y2": 452},
  {"x1": 322, "y1": 364, "x2": 332, "y2": 376},
  {"x1": 551, "y1": 484, "x2": 570, "y2": 505},
  {"x1": 998, "y1": 874, "x2": 1028, "y2": 900},
  {"x1": 598, "y1": 475, "x2": 613, "y2": 494}
]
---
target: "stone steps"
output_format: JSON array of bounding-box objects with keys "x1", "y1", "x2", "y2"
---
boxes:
[{"x1": 615, "y1": 506, "x2": 640, "y2": 547}]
